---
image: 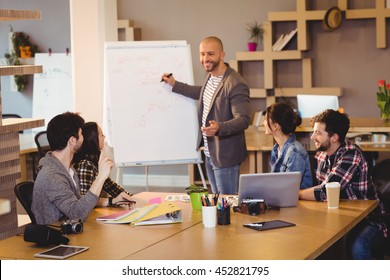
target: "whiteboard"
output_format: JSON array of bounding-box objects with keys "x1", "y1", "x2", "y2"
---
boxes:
[
  {"x1": 104, "y1": 41, "x2": 201, "y2": 166},
  {"x1": 32, "y1": 53, "x2": 73, "y2": 132}
]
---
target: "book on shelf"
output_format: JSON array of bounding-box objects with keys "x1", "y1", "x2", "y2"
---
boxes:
[
  {"x1": 273, "y1": 28, "x2": 298, "y2": 51},
  {"x1": 252, "y1": 110, "x2": 265, "y2": 127},
  {"x1": 272, "y1": 34, "x2": 285, "y2": 51}
]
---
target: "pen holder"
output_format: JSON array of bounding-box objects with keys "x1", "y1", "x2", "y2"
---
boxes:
[
  {"x1": 217, "y1": 206, "x2": 231, "y2": 225},
  {"x1": 202, "y1": 206, "x2": 217, "y2": 228}
]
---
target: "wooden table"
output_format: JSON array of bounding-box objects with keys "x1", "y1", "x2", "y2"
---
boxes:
[
  {"x1": 0, "y1": 192, "x2": 201, "y2": 260},
  {"x1": 0, "y1": 192, "x2": 377, "y2": 260},
  {"x1": 125, "y1": 199, "x2": 377, "y2": 260}
]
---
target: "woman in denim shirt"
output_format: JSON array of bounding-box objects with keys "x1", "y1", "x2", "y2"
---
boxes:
[{"x1": 264, "y1": 103, "x2": 312, "y2": 189}]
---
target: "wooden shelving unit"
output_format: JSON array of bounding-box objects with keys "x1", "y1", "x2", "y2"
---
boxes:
[
  {"x1": 345, "y1": 0, "x2": 390, "y2": 48},
  {"x1": 231, "y1": 0, "x2": 390, "y2": 107},
  {"x1": 0, "y1": 9, "x2": 44, "y2": 240},
  {"x1": 230, "y1": 21, "x2": 342, "y2": 107},
  {"x1": 268, "y1": 0, "x2": 327, "y2": 51},
  {"x1": 0, "y1": 9, "x2": 41, "y2": 21}
]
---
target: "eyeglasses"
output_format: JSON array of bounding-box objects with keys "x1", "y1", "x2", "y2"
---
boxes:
[{"x1": 110, "y1": 200, "x2": 136, "y2": 208}]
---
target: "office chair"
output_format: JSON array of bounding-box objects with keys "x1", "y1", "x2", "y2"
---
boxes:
[
  {"x1": 371, "y1": 159, "x2": 390, "y2": 257},
  {"x1": 14, "y1": 181, "x2": 36, "y2": 224},
  {"x1": 33, "y1": 131, "x2": 50, "y2": 179},
  {"x1": 2, "y1": 113, "x2": 22, "y2": 118},
  {"x1": 34, "y1": 130, "x2": 50, "y2": 159}
]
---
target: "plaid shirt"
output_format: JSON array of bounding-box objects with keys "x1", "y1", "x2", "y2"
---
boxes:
[
  {"x1": 315, "y1": 140, "x2": 375, "y2": 200},
  {"x1": 73, "y1": 159, "x2": 124, "y2": 197},
  {"x1": 315, "y1": 140, "x2": 388, "y2": 238}
]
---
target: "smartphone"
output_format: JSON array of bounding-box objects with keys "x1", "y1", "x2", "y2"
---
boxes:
[
  {"x1": 243, "y1": 220, "x2": 295, "y2": 231},
  {"x1": 34, "y1": 245, "x2": 89, "y2": 259}
]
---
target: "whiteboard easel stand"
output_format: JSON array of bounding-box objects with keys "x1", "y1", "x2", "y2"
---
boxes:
[
  {"x1": 115, "y1": 162, "x2": 207, "y2": 192},
  {"x1": 145, "y1": 165, "x2": 149, "y2": 191},
  {"x1": 197, "y1": 163, "x2": 208, "y2": 190}
]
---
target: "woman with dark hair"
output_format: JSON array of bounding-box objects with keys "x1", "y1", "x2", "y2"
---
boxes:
[
  {"x1": 73, "y1": 122, "x2": 133, "y2": 206},
  {"x1": 264, "y1": 103, "x2": 312, "y2": 189}
]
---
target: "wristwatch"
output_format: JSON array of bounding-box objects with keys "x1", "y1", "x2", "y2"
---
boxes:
[
  {"x1": 107, "y1": 197, "x2": 115, "y2": 207},
  {"x1": 314, "y1": 187, "x2": 323, "y2": 202}
]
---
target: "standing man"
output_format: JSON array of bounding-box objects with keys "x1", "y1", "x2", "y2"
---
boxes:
[
  {"x1": 32, "y1": 112, "x2": 131, "y2": 225},
  {"x1": 299, "y1": 109, "x2": 388, "y2": 259},
  {"x1": 162, "y1": 36, "x2": 250, "y2": 194}
]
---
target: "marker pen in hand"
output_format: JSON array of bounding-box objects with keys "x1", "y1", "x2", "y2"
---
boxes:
[{"x1": 160, "y1": 73, "x2": 172, "y2": 82}]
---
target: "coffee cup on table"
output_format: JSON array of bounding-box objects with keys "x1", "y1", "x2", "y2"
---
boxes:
[{"x1": 325, "y1": 182, "x2": 341, "y2": 209}]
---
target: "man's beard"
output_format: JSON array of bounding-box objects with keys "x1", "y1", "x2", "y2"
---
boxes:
[
  {"x1": 315, "y1": 138, "x2": 331, "y2": 152},
  {"x1": 73, "y1": 141, "x2": 82, "y2": 153},
  {"x1": 203, "y1": 59, "x2": 220, "y2": 72}
]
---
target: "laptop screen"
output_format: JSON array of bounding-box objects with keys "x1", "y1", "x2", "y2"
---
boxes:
[{"x1": 238, "y1": 172, "x2": 302, "y2": 207}]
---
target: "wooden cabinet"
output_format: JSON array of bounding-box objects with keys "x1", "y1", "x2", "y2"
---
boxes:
[{"x1": 0, "y1": 9, "x2": 44, "y2": 240}]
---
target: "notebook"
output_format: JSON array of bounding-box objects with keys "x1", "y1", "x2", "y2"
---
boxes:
[{"x1": 237, "y1": 172, "x2": 302, "y2": 207}]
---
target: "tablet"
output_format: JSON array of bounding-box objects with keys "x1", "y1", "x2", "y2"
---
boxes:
[
  {"x1": 34, "y1": 245, "x2": 89, "y2": 259},
  {"x1": 243, "y1": 220, "x2": 295, "y2": 231}
]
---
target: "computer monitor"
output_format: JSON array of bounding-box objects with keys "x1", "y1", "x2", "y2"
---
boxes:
[{"x1": 297, "y1": 94, "x2": 339, "y2": 118}]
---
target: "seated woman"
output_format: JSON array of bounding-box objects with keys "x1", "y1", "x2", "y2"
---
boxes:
[
  {"x1": 73, "y1": 122, "x2": 133, "y2": 206},
  {"x1": 263, "y1": 103, "x2": 312, "y2": 189}
]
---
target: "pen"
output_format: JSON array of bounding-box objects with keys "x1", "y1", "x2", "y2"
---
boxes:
[{"x1": 161, "y1": 73, "x2": 172, "y2": 82}]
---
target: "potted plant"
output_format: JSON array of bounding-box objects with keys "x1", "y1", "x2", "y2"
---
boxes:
[
  {"x1": 11, "y1": 31, "x2": 39, "y2": 58},
  {"x1": 4, "y1": 52, "x2": 28, "y2": 92},
  {"x1": 4, "y1": 27, "x2": 40, "y2": 92},
  {"x1": 246, "y1": 20, "x2": 264, "y2": 51},
  {"x1": 185, "y1": 184, "x2": 208, "y2": 210}
]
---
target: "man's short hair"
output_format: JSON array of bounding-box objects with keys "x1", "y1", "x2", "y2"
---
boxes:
[
  {"x1": 46, "y1": 112, "x2": 85, "y2": 151},
  {"x1": 310, "y1": 109, "x2": 350, "y2": 143},
  {"x1": 202, "y1": 36, "x2": 224, "y2": 51}
]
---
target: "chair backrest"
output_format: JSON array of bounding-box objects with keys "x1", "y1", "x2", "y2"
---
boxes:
[
  {"x1": 372, "y1": 159, "x2": 390, "y2": 208},
  {"x1": 2, "y1": 113, "x2": 22, "y2": 118},
  {"x1": 34, "y1": 131, "x2": 50, "y2": 159},
  {"x1": 14, "y1": 181, "x2": 36, "y2": 224}
]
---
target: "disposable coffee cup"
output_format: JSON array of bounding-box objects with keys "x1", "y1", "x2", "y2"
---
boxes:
[
  {"x1": 202, "y1": 206, "x2": 217, "y2": 228},
  {"x1": 325, "y1": 182, "x2": 341, "y2": 209}
]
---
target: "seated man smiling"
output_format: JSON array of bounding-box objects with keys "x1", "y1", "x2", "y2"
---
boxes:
[{"x1": 299, "y1": 109, "x2": 388, "y2": 259}]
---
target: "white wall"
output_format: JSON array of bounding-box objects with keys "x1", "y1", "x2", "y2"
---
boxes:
[
  {"x1": 117, "y1": 0, "x2": 390, "y2": 118},
  {"x1": 70, "y1": 0, "x2": 117, "y2": 125}
]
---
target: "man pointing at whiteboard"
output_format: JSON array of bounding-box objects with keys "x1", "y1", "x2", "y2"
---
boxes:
[{"x1": 162, "y1": 36, "x2": 250, "y2": 194}]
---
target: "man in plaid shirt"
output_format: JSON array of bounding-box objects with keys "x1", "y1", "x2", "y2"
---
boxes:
[{"x1": 299, "y1": 109, "x2": 388, "y2": 259}]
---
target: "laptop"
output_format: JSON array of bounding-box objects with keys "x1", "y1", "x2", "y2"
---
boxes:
[
  {"x1": 297, "y1": 94, "x2": 339, "y2": 118},
  {"x1": 237, "y1": 172, "x2": 302, "y2": 207}
]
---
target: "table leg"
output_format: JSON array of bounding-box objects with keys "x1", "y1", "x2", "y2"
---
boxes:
[
  {"x1": 256, "y1": 151, "x2": 264, "y2": 173},
  {"x1": 18, "y1": 154, "x2": 27, "y2": 183},
  {"x1": 248, "y1": 151, "x2": 256, "y2": 173}
]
